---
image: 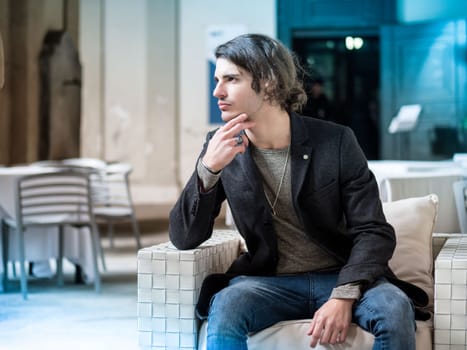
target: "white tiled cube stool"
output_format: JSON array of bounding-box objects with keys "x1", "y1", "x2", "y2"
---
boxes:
[
  {"x1": 434, "y1": 236, "x2": 467, "y2": 350},
  {"x1": 137, "y1": 230, "x2": 242, "y2": 350}
]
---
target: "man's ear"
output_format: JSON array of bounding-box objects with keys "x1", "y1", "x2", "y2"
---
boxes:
[{"x1": 262, "y1": 82, "x2": 269, "y2": 100}]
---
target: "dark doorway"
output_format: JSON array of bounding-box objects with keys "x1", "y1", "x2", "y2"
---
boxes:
[
  {"x1": 293, "y1": 34, "x2": 380, "y2": 160},
  {"x1": 39, "y1": 30, "x2": 81, "y2": 161}
]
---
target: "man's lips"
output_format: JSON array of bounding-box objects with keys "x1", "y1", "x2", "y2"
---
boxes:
[{"x1": 218, "y1": 102, "x2": 231, "y2": 110}]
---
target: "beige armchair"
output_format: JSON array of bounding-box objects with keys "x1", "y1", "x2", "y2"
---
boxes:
[{"x1": 137, "y1": 194, "x2": 461, "y2": 349}]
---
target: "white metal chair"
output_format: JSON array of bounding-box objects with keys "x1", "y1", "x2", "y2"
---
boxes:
[
  {"x1": 32, "y1": 159, "x2": 142, "y2": 268},
  {"x1": 92, "y1": 162, "x2": 141, "y2": 250},
  {"x1": 32, "y1": 158, "x2": 108, "y2": 271},
  {"x1": 61, "y1": 157, "x2": 107, "y2": 170},
  {"x1": 1, "y1": 170, "x2": 101, "y2": 299},
  {"x1": 59, "y1": 159, "x2": 141, "y2": 250},
  {"x1": 453, "y1": 179, "x2": 467, "y2": 234}
]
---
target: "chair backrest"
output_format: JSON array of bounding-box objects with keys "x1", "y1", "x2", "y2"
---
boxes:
[
  {"x1": 31, "y1": 160, "x2": 64, "y2": 167},
  {"x1": 380, "y1": 174, "x2": 463, "y2": 233},
  {"x1": 453, "y1": 179, "x2": 467, "y2": 234},
  {"x1": 33, "y1": 158, "x2": 135, "y2": 212},
  {"x1": 15, "y1": 170, "x2": 96, "y2": 227},
  {"x1": 91, "y1": 162, "x2": 134, "y2": 210},
  {"x1": 61, "y1": 157, "x2": 107, "y2": 170}
]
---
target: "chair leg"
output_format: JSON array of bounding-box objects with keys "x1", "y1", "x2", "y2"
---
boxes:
[
  {"x1": 107, "y1": 222, "x2": 114, "y2": 248},
  {"x1": 89, "y1": 223, "x2": 101, "y2": 293},
  {"x1": 56, "y1": 225, "x2": 64, "y2": 287},
  {"x1": 130, "y1": 214, "x2": 142, "y2": 250},
  {"x1": 9, "y1": 244, "x2": 17, "y2": 278},
  {"x1": 11, "y1": 262, "x2": 17, "y2": 278},
  {"x1": 98, "y1": 226, "x2": 107, "y2": 271},
  {"x1": 1, "y1": 221, "x2": 8, "y2": 292},
  {"x1": 17, "y1": 227, "x2": 27, "y2": 300}
]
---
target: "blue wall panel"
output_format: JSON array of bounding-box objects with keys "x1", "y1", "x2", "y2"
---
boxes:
[
  {"x1": 397, "y1": 0, "x2": 467, "y2": 23},
  {"x1": 380, "y1": 20, "x2": 466, "y2": 159}
]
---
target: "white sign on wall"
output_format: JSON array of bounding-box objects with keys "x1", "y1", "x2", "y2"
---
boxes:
[{"x1": 388, "y1": 104, "x2": 422, "y2": 133}]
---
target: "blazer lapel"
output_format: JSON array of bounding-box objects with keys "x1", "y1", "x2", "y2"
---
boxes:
[{"x1": 290, "y1": 114, "x2": 314, "y2": 205}]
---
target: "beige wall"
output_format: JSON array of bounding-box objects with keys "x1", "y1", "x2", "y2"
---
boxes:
[
  {"x1": 146, "y1": 0, "x2": 179, "y2": 197},
  {"x1": 79, "y1": 0, "x2": 276, "y2": 204},
  {"x1": 79, "y1": 0, "x2": 104, "y2": 159},
  {"x1": 0, "y1": 0, "x2": 275, "y2": 203},
  {"x1": 0, "y1": 0, "x2": 276, "y2": 202},
  {"x1": 0, "y1": 0, "x2": 10, "y2": 165},
  {"x1": 0, "y1": 0, "x2": 78, "y2": 165},
  {"x1": 80, "y1": 0, "x2": 179, "y2": 203}
]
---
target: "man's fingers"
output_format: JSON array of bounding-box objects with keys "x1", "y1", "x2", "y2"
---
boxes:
[
  {"x1": 320, "y1": 323, "x2": 349, "y2": 344},
  {"x1": 307, "y1": 318, "x2": 349, "y2": 347},
  {"x1": 221, "y1": 114, "x2": 255, "y2": 138},
  {"x1": 307, "y1": 319, "x2": 322, "y2": 348},
  {"x1": 338, "y1": 327, "x2": 348, "y2": 343},
  {"x1": 328, "y1": 329, "x2": 341, "y2": 344},
  {"x1": 308, "y1": 327, "x2": 343, "y2": 347},
  {"x1": 223, "y1": 122, "x2": 255, "y2": 140},
  {"x1": 223, "y1": 113, "x2": 248, "y2": 129}
]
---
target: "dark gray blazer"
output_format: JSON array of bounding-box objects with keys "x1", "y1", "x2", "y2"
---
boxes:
[{"x1": 169, "y1": 113, "x2": 429, "y2": 319}]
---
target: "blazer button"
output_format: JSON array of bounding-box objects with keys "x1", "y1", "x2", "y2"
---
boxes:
[{"x1": 303, "y1": 154, "x2": 309, "y2": 160}]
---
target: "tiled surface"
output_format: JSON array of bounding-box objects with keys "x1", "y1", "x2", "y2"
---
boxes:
[
  {"x1": 137, "y1": 230, "x2": 241, "y2": 350},
  {"x1": 434, "y1": 237, "x2": 467, "y2": 349}
]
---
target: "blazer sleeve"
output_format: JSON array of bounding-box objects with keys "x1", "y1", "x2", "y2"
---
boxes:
[
  {"x1": 168, "y1": 132, "x2": 226, "y2": 250},
  {"x1": 336, "y1": 127, "x2": 396, "y2": 287}
]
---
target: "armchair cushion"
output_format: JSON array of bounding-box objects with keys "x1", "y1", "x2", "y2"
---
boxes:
[{"x1": 384, "y1": 194, "x2": 437, "y2": 314}]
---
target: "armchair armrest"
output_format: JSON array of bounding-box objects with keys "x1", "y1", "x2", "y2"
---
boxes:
[
  {"x1": 434, "y1": 236, "x2": 467, "y2": 349},
  {"x1": 137, "y1": 229, "x2": 241, "y2": 350}
]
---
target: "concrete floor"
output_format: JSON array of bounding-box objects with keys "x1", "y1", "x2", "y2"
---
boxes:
[{"x1": 0, "y1": 231, "x2": 170, "y2": 350}]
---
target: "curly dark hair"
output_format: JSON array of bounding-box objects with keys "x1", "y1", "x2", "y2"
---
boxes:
[{"x1": 215, "y1": 33, "x2": 307, "y2": 113}]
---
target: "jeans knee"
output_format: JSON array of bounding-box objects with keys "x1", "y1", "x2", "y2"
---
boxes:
[
  {"x1": 387, "y1": 291, "x2": 415, "y2": 330},
  {"x1": 208, "y1": 285, "x2": 251, "y2": 327},
  {"x1": 210, "y1": 286, "x2": 243, "y2": 316},
  {"x1": 356, "y1": 283, "x2": 416, "y2": 333},
  {"x1": 357, "y1": 284, "x2": 416, "y2": 348}
]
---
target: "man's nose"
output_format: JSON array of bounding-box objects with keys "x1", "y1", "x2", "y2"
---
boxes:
[{"x1": 213, "y1": 83, "x2": 226, "y2": 99}]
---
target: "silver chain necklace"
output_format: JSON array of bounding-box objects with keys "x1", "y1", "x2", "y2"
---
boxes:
[{"x1": 264, "y1": 144, "x2": 290, "y2": 216}]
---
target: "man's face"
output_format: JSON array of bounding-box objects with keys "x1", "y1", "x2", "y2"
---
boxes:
[{"x1": 213, "y1": 58, "x2": 265, "y2": 122}]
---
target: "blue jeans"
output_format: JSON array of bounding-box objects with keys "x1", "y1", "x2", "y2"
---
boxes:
[{"x1": 206, "y1": 272, "x2": 416, "y2": 350}]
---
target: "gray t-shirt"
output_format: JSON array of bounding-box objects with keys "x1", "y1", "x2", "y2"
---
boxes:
[{"x1": 251, "y1": 145, "x2": 341, "y2": 274}]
